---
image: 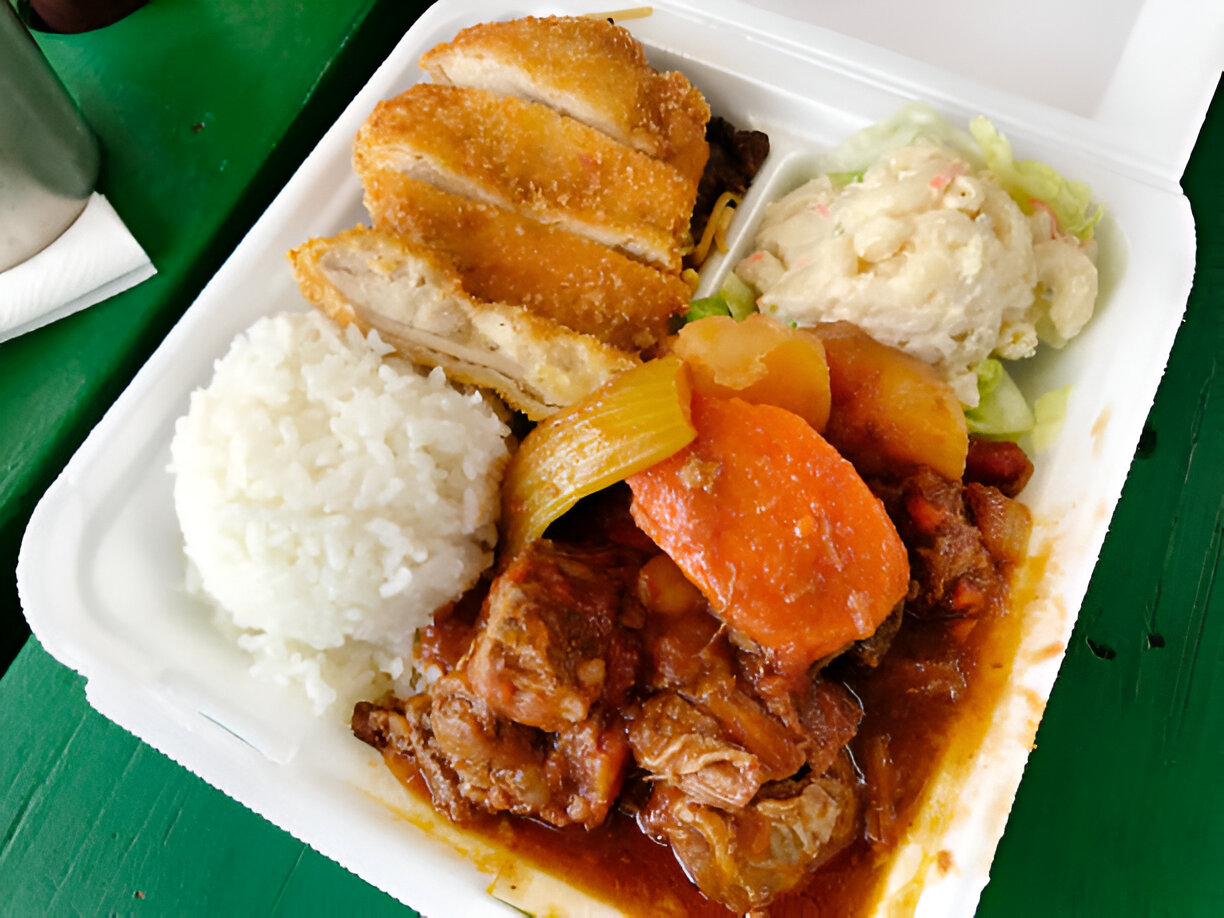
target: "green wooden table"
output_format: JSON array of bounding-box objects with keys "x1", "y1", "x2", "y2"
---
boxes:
[{"x1": 2, "y1": 2, "x2": 1221, "y2": 915}]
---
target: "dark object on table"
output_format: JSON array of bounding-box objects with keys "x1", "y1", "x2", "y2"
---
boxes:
[
  {"x1": 0, "y1": 2, "x2": 98, "y2": 271},
  {"x1": 21, "y1": 0, "x2": 147, "y2": 34}
]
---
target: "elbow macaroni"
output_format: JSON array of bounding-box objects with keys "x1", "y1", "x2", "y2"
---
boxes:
[{"x1": 737, "y1": 144, "x2": 1098, "y2": 406}]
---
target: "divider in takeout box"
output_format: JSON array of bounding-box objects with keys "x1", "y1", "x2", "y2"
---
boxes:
[{"x1": 17, "y1": 1, "x2": 1219, "y2": 916}]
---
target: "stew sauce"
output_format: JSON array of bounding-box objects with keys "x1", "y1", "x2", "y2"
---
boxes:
[{"x1": 384, "y1": 546, "x2": 1039, "y2": 917}]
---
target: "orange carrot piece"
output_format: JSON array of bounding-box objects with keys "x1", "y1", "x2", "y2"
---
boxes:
[{"x1": 628, "y1": 394, "x2": 909, "y2": 674}]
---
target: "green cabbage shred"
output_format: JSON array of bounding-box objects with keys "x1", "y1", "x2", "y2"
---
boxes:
[
  {"x1": 720, "y1": 272, "x2": 757, "y2": 320},
  {"x1": 826, "y1": 169, "x2": 865, "y2": 188}
]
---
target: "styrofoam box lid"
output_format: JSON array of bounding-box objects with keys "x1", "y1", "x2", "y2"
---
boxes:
[
  {"x1": 15, "y1": 0, "x2": 1216, "y2": 916},
  {"x1": 744, "y1": 0, "x2": 1224, "y2": 183}
]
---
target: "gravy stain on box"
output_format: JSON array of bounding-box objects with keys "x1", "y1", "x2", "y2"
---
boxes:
[
  {"x1": 1091, "y1": 404, "x2": 1113, "y2": 459},
  {"x1": 873, "y1": 532, "x2": 1071, "y2": 916},
  {"x1": 354, "y1": 749, "x2": 634, "y2": 917}
]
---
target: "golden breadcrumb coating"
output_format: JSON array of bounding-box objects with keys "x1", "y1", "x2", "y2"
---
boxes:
[
  {"x1": 353, "y1": 84, "x2": 695, "y2": 272},
  {"x1": 419, "y1": 14, "x2": 710, "y2": 186},
  {"x1": 363, "y1": 170, "x2": 689, "y2": 352}
]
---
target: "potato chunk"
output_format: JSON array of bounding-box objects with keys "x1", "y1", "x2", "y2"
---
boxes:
[
  {"x1": 671, "y1": 313, "x2": 831, "y2": 430},
  {"x1": 813, "y1": 322, "x2": 968, "y2": 480}
]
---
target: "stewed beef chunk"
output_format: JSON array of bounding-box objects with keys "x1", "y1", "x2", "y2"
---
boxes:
[
  {"x1": 417, "y1": 582, "x2": 488, "y2": 674},
  {"x1": 629, "y1": 601, "x2": 810, "y2": 805},
  {"x1": 353, "y1": 670, "x2": 630, "y2": 829},
  {"x1": 638, "y1": 755, "x2": 860, "y2": 914},
  {"x1": 741, "y1": 664, "x2": 866, "y2": 777},
  {"x1": 840, "y1": 603, "x2": 905, "y2": 669},
  {"x1": 964, "y1": 436, "x2": 1034, "y2": 497},
  {"x1": 352, "y1": 693, "x2": 484, "y2": 823},
  {"x1": 426, "y1": 670, "x2": 558, "y2": 820},
  {"x1": 465, "y1": 539, "x2": 644, "y2": 732},
  {"x1": 876, "y1": 468, "x2": 1014, "y2": 618},
  {"x1": 964, "y1": 481, "x2": 1032, "y2": 566},
  {"x1": 628, "y1": 691, "x2": 767, "y2": 810},
  {"x1": 352, "y1": 538, "x2": 648, "y2": 830},
  {"x1": 546, "y1": 710, "x2": 633, "y2": 828}
]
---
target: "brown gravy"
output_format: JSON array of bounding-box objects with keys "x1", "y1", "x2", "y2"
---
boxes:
[
  {"x1": 382, "y1": 552, "x2": 1036, "y2": 917},
  {"x1": 384, "y1": 757, "x2": 723, "y2": 916}
]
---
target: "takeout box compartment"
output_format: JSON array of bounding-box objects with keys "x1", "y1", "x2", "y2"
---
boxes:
[{"x1": 17, "y1": 0, "x2": 1214, "y2": 915}]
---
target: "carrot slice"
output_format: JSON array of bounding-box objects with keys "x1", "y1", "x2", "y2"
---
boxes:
[{"x1": 627, "y1": 394, "x2": 909, "y2": 674}]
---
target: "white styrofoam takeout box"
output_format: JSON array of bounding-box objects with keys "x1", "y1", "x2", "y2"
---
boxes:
[{"x1": 18, "y1": 0, "x2": 1222, "y2": 914}]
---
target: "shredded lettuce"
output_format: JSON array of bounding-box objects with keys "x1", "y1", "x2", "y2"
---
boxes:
[
  {"x1": 683, "y1": 293, "x2": 731, "y2": 323},
  {"x1": 816, "y1": 104, "x2": 1103, "y2": 241},
  {"x1": 720, "y1": 272, "x2": 757, "y2": 320},
  {"x1": 966, "y1": 359, "x2": 1073, "y2": 449},
  {"x1": 683, "y1": 273, "x2": 758, "y2": 324},
  {"x1": 969, "y1": 117, "x2": 1103, "y2": 240},
  {"x1": 1031, "y1": 385, "x2": 1071, "y2": 451},
  {"x1": 826, "y1": 169, "x2": 865, "y2": 188},
  {"x1": 964, "y1": 359, "x2": 1035, "y2": 440},
  {"x1": 817, "y1": 102, "x2": 983, "y2": 176}
]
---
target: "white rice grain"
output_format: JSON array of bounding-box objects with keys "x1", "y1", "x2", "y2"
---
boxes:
[{"x1": 170, "y1": 310, "x2": 510, "y2": 713}]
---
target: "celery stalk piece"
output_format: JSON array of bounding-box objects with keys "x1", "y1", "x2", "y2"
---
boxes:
[{"x1": 501, "y1": 356, "x2": 696, "y2": 558}]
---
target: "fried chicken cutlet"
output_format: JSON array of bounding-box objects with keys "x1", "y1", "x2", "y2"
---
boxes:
[
  {"x1": 352, "y1": 84, "x2": 696, "y2": 273},
  {"x1": 289, "y1": 226, "x2": 637, "y2": 420},
  {"x1": 362, "y1": 170, "x2": 690, "y2": 352},
  {"x1": 419, "y1": 15, "x2": 710, "y2": 187}
]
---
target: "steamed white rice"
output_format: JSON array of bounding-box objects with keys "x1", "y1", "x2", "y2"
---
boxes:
[{"x1": 170, "y1": 310, "x2": 511, "y2": 712}]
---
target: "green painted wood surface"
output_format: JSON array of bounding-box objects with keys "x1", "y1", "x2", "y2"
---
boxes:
[
  {"x1": 1, "y1": 2, "x2": 1221, "y2": 915},
  {"x1": 1, "y1": 638, "x2": 408, "y2": 916},
  {"x1": 0, "y1": 2, "x2": 431, "y2": 912},
  {"x1": 0, "y1": 0, "x2": 430, "y2": 668},
  {"x1": 976, "y1": 77, "x2": 1224, "y2": 916}
]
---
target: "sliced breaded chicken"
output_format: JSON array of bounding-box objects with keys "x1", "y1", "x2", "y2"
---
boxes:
[
  {"x1": 352, "y1": 84, "x2": 695, "y2": 272},
  {"x1": 418, "y1": 15, "x2": 710, "y2": 187},
  {"x1": 289, "y1": 226, "x2": 638, "y2": 420},
  {"x1": 362, "y1": 170, "x2": 690, "y2": 352}
]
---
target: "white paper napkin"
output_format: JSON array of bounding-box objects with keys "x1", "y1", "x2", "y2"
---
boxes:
[{"x1": 0, "y1": 192, "x2": 155, "y2": 344}]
